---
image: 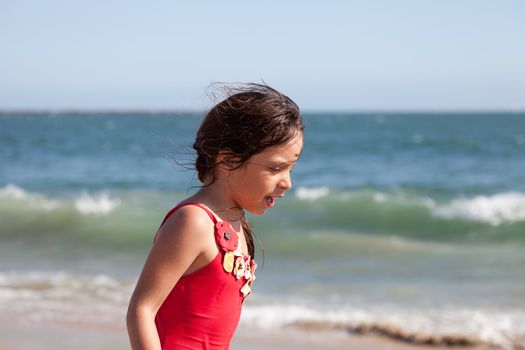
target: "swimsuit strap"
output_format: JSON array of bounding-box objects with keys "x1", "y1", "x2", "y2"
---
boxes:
[{"x1": 153, "y1": 202, "x2": 219, "y2": 243}]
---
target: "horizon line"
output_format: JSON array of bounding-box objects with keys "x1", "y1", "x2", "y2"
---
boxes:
[{"x1": 0, "y1": 108, "x2": 523, "y2": 115}]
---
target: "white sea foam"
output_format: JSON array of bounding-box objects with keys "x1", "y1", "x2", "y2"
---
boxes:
[
  {"x1": 242, "y1": 303, "x2": 348, "y2": 329},
  {"x1": 0, "y1": 183, "x2": 60, "y2": 211},
  {"x1": 432, "y1": 192, "x2": 525, "y2": 225},
  {"x1": 0, "y1": 271, "x2": 133, "y2": 325},
  {"x1": 294, "y1": 186, "x2": 330, "y2": 200},
  {"x1": 372, "y1": 192, "x2": 387, "y2": 202},
  {"x1": 74, "y1": 191, "x2": 121, "y2": 215},
  {"x1": 0, "y1": 183, "x2": 29, "y2": 199},
  {"x1": 0, "y1": 184, "x2": 121, "y2": 215},
  {"x1": 242, "y1": 302, "x2": 525, "y2": 349}
]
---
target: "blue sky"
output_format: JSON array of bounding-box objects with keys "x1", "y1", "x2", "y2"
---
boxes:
[{"x1": 0, "y1": 0, "x2": 524, "y2": 111}]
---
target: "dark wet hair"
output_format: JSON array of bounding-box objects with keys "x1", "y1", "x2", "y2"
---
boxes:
[{"x1": 193, "y1": 83, "x2": 304, "y2": 258}]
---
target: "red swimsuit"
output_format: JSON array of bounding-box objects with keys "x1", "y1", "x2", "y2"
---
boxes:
[{"x1": 153, "y1": 202, "x2": 256, "y2": 350}]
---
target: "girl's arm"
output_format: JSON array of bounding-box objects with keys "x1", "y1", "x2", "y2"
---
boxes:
[{"x1": 126, "y1": 206, "x2": 214, "y2": 350}]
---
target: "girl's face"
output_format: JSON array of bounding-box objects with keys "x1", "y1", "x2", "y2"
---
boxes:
[{"x1": 227, "y1": 132, "x2": 303, "y2": 215}]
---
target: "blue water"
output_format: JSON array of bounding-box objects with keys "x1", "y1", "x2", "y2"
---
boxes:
[
  {"x1": 2, "y1": 113, "x2": 525, "y2": 195},
  {"x1": 1, "y1": 112, "x2": 525, "y2": 348}
]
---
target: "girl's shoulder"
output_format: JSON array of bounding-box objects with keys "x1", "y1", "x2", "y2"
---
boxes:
[{"x1": 153, "y1": 203, "x2": 216, "y2": 245}]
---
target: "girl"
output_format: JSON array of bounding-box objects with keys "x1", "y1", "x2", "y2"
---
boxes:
[{"x1": 126, "y1": 83, "x2": 304, "y2": 350}]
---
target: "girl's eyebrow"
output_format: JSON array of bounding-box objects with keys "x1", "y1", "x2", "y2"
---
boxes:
[
  {"x1": 273, "y1": 159, "x2": 299, "y2": 166},
  {"x1": 248, "y1": 155, "x2": 301, "y2": 168}
]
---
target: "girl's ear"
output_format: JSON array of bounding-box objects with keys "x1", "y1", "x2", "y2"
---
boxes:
[{"x1": 216, "y1": 151, "x2": 241, "y2": 171}]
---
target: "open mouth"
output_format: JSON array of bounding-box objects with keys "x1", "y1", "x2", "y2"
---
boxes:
[{"x1": 264, "y1": 195, "x2": 275, "y2": 207}]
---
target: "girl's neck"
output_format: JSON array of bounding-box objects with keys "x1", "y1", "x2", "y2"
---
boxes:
[{"x1": 189, "y1": 186, "x2": 244, "y2": 222}]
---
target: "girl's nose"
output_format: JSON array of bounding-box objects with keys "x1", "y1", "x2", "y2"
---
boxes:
[{"x1": 278, "y1": 172, "x2": 293, "y2": 190}]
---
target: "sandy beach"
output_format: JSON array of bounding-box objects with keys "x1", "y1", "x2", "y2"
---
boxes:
[{"x1": 0, "y1": 319, "x2": 496, "y2": 350}]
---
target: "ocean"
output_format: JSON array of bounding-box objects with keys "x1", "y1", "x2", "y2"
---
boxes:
[{"x1": 1, "y1": 112, "x2": 524, "y2": 349}]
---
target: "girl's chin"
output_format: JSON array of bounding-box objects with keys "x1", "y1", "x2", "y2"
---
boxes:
[
  {"x1": 246, "y1": 207, "x2": 268, "y2": 215},
  {"x1": 243, "y1": 203, "x2": 270, "y2": 215}
]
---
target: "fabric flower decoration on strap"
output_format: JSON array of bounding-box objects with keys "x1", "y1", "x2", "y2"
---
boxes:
[{"x1": 214, "y1": 221, "x2": 239, "y2": 252}]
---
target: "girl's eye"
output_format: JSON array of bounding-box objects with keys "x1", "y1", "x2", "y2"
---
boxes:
[{"x1": 269, "y1": 167, "x2": 281, "y2": 172}]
